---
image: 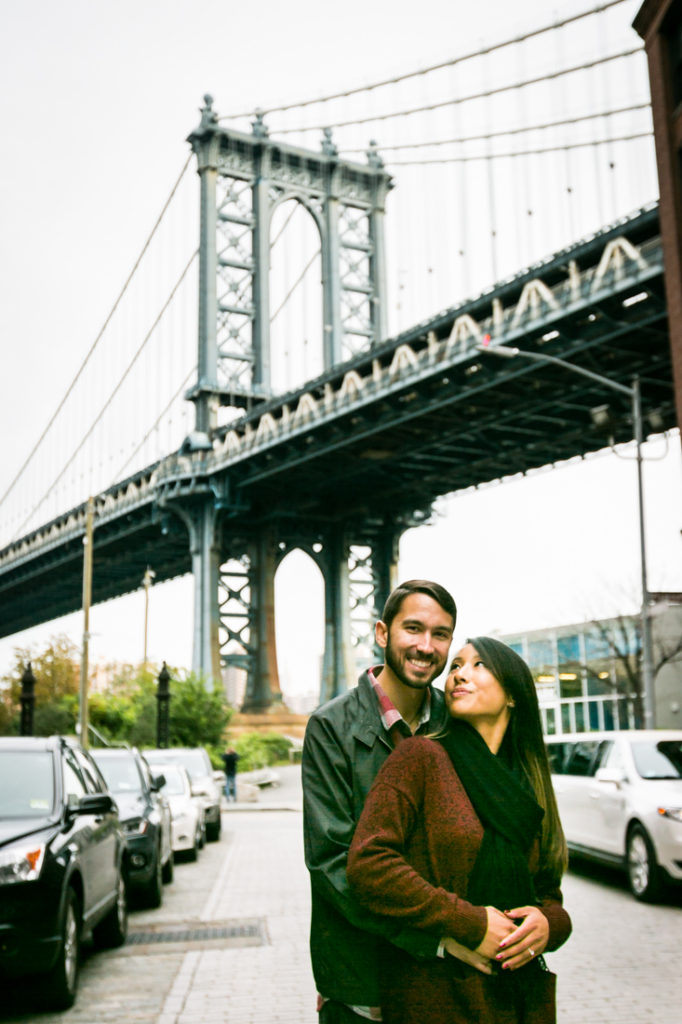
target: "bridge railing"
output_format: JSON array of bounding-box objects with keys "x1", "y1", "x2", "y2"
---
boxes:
[{"x1": 154, "y1": 223, "x2": 663, "y2": 486}]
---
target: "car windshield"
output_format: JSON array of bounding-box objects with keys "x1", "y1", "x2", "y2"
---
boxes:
[
  {"x1": 631, "y1": 740, "x2": 682, "y2": 780},
  {"x1": 158, "y1": 765, "x2": 186, "y2": 796},
  {"x1": 175, "y1": 753, "x2": 208, "y2": 779},
  {"x1": 0, "y1": 751, "x2": 55, "y2": 818},
  {"x1": 94, "y1": 754, "x2": 143, "y2": 794},
  {"x1": 149, "y1": 750, "x2": 207, "y2": 780}
]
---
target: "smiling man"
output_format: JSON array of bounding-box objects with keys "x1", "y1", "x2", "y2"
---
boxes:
[{"x1": 302, "y1": 579, "x2": 457, "y2": 1024}]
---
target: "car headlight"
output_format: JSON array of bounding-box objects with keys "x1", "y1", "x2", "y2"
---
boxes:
[
  {"x1": 0, "y1": 843, "x2": 46, "y2": 884},
  {"x1": 659, "y1": 807, "x2": 682, "y2": 823},
  {"x1": 123, "y1": 817, "x2": 148, "y2": 836}
]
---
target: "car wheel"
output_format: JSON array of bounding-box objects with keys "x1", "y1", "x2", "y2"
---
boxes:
[
  {"x1": 93, "y1": 872, "x2": 128, "y2": 948},
  {"x1": 206, "y1": 815, "x2": 221, "y2": 842},
  {"x1": 198, "y1": 821, "x2": 206, "y2": 849},
  {"x1": 627, "y1": 824, "x2": 662, "y2": 902},
  {"x1": 145, "y1": 847, "x2": 163, "y2": 908},
  {"x1": 188, "y1": 827, "x2": 200, "y2": 862},
  {"x1": 162, "y1": 848, "x2": 174, "y2": 884},
  {"x1": 42, "y1": 889, "x2": 80, "y2": 1010}
]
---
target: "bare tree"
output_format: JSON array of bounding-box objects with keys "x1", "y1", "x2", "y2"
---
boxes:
[{"x1": 585, "y1": 602, "x2": 682, "y2": 727}]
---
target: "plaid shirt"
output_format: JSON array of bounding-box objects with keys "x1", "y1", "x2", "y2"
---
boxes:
[{"x1": 368, "y1": 665, "x2": 432, "y2": 742}]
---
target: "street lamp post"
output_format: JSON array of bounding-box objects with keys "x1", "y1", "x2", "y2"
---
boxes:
[
  {"x1": 475, "y1": 342, "x2": 655, "y2": 729},
  {"x1": 142, "y1": 567, "x2": 156, "y2": 672}
]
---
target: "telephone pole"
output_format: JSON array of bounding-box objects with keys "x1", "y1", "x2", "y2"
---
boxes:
[{"x1": 79, "y1": 497, "x2": 94, "y2": 748}]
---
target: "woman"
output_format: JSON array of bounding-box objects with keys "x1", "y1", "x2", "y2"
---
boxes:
[{"x1": 347, "y1": 637, "x2": 572, "y2": 1024}]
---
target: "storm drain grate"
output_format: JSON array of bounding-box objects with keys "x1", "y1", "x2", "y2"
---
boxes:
[{"x1": 126, "y1": 918, "x2": 266, "y2": 947}]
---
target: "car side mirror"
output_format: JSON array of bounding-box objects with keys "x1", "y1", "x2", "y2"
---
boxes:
[
  {"x1": 151, "y1": 773, "x2": 166, "y2": 791},
  {"x1": 595, "y1": 766, "x2": 626, "y2": 786},
  {"x1": 72, "y1": 793, "x2": 116, "y2": 817}
]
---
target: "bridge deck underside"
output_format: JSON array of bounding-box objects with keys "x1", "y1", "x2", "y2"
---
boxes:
[
  {"x1": 0, "y1": 207, "x2": 674, "y2": 640},
  {"x1": 236, "y1": 278, "x2": 672, "y2": 526}
]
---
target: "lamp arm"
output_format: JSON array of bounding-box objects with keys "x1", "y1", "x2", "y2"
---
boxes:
[{"x1": 475, "y1": 344, "x2": 633, "y2": 397}]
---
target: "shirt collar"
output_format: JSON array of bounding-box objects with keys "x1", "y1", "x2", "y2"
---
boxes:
[{"x1": 368, "y1": 665, "x2": 431, "y2": 733}]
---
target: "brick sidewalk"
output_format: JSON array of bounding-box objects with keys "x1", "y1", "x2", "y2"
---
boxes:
[{"x1": 156, "y1": 809, "x2": 317, "y2": 1024}]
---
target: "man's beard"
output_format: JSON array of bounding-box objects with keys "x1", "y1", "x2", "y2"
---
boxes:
[{"x1": 384, "y1": 637, "x2": 442, "y2": 690}]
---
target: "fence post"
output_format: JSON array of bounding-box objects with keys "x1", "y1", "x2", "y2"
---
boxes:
[
  {"x1": 20, "y1": 662, "x2": 36, "y2": 736},
  {"x1": 156, "y1": 662, "x2": 171, "y2": 748}
]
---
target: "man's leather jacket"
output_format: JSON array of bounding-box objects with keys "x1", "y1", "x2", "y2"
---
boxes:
[{"x1": 302, "y1": 670, "x2": 447, "y2": 1007}]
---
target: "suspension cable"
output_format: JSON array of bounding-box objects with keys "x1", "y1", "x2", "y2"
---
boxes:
[
  {"x1": 273, "y1": 48, "x2": 643, "y2": 136},
  {"x1": 0, "y1": 154, "x2": 193, "y2": 515},
  {"x1": 340, "y1": 103, "x2": 652, "y2": 154},
  {"x1": 384, "y1": 131, "x2": 654, "y2": 165},
  {"x1": 271, "y1": 203, "x2": 299, "y2": 248},
  {"x1": 110, "y1": 364, "x2": 198, "y2": 485},
  {"x1": 271, "y1": 249, "x2": 321, "y2": 323},
  {"x1": 219, "y1": 1, "x2": 631, "y2": 120},
  {"x1": 11, "y1": 250, "x2": 198, "y2": 541}
]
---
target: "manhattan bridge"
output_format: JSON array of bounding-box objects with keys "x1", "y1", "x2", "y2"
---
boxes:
[{"x1": 0, "y1": 1, "x2": 675, "y2": 710}]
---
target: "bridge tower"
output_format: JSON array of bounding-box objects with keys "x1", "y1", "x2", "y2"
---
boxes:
[{"x1": 179, "y1": 96, "x2": 395, "y2": 708}]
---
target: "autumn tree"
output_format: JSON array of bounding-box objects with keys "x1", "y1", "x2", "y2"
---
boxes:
[
  {"x1": 0, "y1": 640, "x2": 233, "y2": 751},
  {"x1": 0, "y1": 635, "x2": 80, "y2": 736}
]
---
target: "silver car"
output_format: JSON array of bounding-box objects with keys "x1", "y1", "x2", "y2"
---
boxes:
[
  {"x1": 546, "y1": 730, "x2": 682, "y2": 901},
  {"x1": 145, "y1": 748, "x2": 222, "y2": 842}
]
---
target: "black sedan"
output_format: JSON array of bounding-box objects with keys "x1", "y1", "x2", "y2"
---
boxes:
[
  {"x1": 0, "y1": 736, "x2": 128, "y2": 1010},
  {"x1": 91, "y1": 746, "x2": 173, "y2": 907}
]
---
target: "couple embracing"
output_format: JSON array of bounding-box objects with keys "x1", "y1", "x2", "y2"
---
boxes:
[{"x1": 302, "y1": 579, "x2": 572, "y2": 1024}]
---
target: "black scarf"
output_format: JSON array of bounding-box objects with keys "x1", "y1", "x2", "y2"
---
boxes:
[{"x1": 436, "y1": 720, "x2": 544, "y2": 911}]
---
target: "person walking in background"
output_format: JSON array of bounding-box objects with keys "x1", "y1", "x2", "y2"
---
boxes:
[
  {"x1": 347, "y1": 636, "x2": 572, "y2": 1024},
  {"x1": 221, "y1": 747, "x2": 239, "y2": 802},
  {"x1": 303, "y1": 579, "x2": 482, "y2": 1024}
]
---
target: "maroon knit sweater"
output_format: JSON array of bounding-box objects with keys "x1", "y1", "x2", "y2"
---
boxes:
[{"x1": 347, "y1": 737, "x2": 572, "y2": 1024}]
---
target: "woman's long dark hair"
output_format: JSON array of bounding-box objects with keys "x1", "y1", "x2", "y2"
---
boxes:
[{"x1": 465, "y1": 636, "x2": 568, "y2": 883}]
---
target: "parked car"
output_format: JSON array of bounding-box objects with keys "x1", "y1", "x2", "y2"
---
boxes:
[
  {"x1": 156, "y1": 761, "x2": 205, "y2": 860},
  {"x1": 145, "y1": 747, "x2": 222, "y2": 841},
  {"x1": 0, "y1": 736, "x2": 127, "y2": 1010},
  {"x1": 546, "y1": 730, "x2": 682, "y2": 901},
  {"x1": 90, "y1": 747, "x2": 173, "y2": 907}
]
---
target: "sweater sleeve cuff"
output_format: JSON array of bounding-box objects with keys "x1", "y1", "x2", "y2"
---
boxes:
[
  {"x1": 538, "y1": 902, "x2": 572, "y2": 951},
  {"x1": 448, "y1": 901, "x2": 488, "y2": 949}
]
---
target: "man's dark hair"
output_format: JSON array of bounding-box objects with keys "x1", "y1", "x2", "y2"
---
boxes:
[{"x1": 381, "y1": 579, "x2": 457, "y2": 631}]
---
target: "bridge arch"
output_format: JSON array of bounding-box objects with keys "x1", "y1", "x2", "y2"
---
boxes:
[
  {"x1": 274, "y1": 547, "x2": 324, "y2": 710},
  {"x1": 269, "y1": 198, "x2": 323, "y2": 395}
]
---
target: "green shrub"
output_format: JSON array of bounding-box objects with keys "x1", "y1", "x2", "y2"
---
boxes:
[{"x1": 232, "y1": 732, "x2": 293, "y2": 772}]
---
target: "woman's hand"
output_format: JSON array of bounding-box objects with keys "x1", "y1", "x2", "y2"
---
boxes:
[
  {"x1": 494, "y1": 906, "x2": 550, "y2": 971},
  {"x1": 442, "y1": 936, "x2": 493, "y2": 975},
  {"x1": 474, "y1": 906, "x2": 517, "y2": 959}
]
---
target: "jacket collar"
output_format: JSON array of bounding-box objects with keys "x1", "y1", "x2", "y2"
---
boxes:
[
  {"x1": 351, "y1": 670, "x2": 392, "y2": 750},
  {"x1": 351, "y1": 670, "x2": 444, "y2": 750}
]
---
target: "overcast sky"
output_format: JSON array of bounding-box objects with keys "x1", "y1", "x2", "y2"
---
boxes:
[{"x1": 1, "y1": 0, "x2": 680, "y2": 703}]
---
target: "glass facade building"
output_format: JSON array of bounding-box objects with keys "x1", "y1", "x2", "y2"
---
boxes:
[{"x1": 503, "y1": 617, "x2": 647, "y2": 736}]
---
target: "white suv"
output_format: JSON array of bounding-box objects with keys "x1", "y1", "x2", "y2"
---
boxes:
[{"x1": 546, "y1": 730, "x2": 682, "y2": 901}]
